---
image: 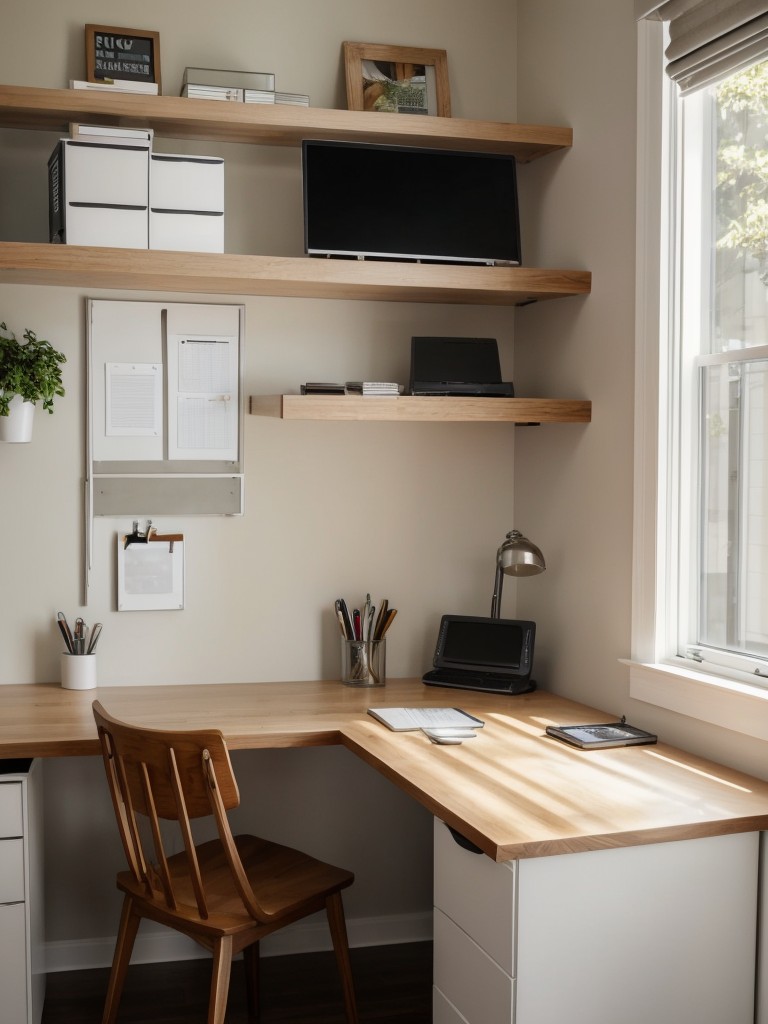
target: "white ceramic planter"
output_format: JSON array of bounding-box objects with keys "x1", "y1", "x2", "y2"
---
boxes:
[{"x1": 0, "y1": 394, "x2": 35, "y2": 442}]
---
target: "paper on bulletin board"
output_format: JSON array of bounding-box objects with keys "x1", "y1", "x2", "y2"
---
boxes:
[
  {"x1": 166, "y1": 333, "x2": 239, "y2": 460},
  {"x1": 105, "y1": 362, "x2": 163, "y2": 436},
  {"x1": 117, "y1": 534, "x2": 185, "y2": 611}
]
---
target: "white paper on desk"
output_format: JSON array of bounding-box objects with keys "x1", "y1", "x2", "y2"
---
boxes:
[
  {"x1": 166, "y1": 333, "x2": 239, "y2": 460},
  {"x1": 105, "y1": 362, "x2": 162, "y2": 436}
]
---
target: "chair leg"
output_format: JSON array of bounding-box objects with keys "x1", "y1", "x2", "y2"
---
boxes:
[
  {"x1": 326, "y1": 891, "x2": 359, "y2": 1024},
  {"x1": 102, "y1": 895, "x2": 141, "y2": 1024},
  {"x1": 243, "y1": 941, "x2": 261, "y2": 1023},
  {"x1": 208, "y1": 935, "x2": 233, "y2": 1024}
]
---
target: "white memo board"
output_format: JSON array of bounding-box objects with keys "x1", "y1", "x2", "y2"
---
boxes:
[
  {"x1": 88, "y1": 299, "x2": 243, "y2": 466},
  {"x1": 85, "y1": 299, "x2": 245, "y2": 603}
]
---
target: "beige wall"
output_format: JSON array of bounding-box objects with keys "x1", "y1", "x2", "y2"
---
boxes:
[
  {"x1": 0, "y1": 0, "x2": 523, "y2": 957},
  {"x1": 516, "y1": 0, "x2": 768, "y2": 781},
  {"x1": 515, "y1": 0, "x2": 637, "y2": 712},
  {"x1": 12, "y1": 0, "x2": 762, "y2": 970}
]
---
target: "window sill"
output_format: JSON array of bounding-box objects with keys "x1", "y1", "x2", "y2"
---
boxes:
[{"x1": 624, "y1": 658, "x2": 768, "y2": 742}]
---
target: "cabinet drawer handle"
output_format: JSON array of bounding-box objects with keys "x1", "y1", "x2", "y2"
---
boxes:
[{"x1": 446, "y1": 824, "x2": 483, "y2": 854}]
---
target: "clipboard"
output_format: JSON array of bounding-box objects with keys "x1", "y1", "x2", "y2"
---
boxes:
[{"x1": 117, "y1": 523, "x2": 185, "y2": 611}]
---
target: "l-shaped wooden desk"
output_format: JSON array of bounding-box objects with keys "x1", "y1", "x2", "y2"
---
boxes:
[{"x1": 3, "y1": 678, "x2": 768, "y2": 1024}]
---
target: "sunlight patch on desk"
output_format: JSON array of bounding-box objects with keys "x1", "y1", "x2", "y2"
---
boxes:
[{"x1": 642, "y1": 750, "x2": 753, "y2": 792}]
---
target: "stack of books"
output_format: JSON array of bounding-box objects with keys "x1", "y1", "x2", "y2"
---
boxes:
[
  {"x1": 70, "y1": 79, "x2": 159, "y2": 95},
  {"x1": 345, "y1": 382, "x2": 401, "y2": 397},
  {"x1": 69, "y1": 123, "x2": 154, "y2": 146},
  {"x1": 181, "y1": 67, "x2": 309, "y2": 106},
  {"x1": 181, "y1": 68, "x2": 274, "y2": 101},
  {"x1": 301, "y1": 383, "x2": 346, "y2": 395},
  {"x1": 273, "y1": 91, "x2": 310, "y2": 107}
]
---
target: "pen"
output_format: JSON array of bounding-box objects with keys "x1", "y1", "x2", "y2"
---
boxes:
[
  {"x1": 74, "y1": 618, "x2": 87, "y2": 655},
  {"x1": 339, "y1": 598, "x2": 354, "y2": 640},
  {"x1": 377, "y1": 607, "x2": 398, "y2": 640},
  {"x1": 56, "y1": 610, "x2": 74, "y2": 651},
  {"x1": 373, "y1": 599, "x2": 388, "y2": 641},
  {"x1": 353, "y1": 609, "x2": 361, "y2": 641},
  {"x1": 87, "y1": 623, "x2": 103, "y2": 655},
  {"x1": 57, "y1": 612, "x2": 74, "y2": 654},
  {"x1": 334, "y1": 600, "x2": 348, "y2": 638}
]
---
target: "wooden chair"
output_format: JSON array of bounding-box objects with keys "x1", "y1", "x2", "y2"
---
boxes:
[{"x1": 92, "y1": 701, "x2": 358, "y2": 1024}]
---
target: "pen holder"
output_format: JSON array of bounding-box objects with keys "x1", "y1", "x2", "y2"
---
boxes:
[
  {"x1": 61, "y1": 653, "x2": 97, "y2": 690},
  {"x1": 341, "y1": 639, "x2": 386, "y2": 687}
]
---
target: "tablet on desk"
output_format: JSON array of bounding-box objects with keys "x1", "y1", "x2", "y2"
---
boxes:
[{"x1": 546, "y1": 719, "x2": 657, "y2": 749}]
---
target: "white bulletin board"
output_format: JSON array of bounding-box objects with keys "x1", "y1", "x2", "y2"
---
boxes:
[
  {"x1": 87, "y1": 298, "x2": 244, "y2": 515},
  {"x1": 85, "y1": 299, "x2": 245, "y2": 602}
]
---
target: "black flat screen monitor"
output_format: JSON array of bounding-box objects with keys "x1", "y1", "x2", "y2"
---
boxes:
[
  {"x1": 302, "y1": 140, "x2": 521, "y2": 266},
  {"x1": 434, "y1": 615, "x2": 535, "y2": 677}
]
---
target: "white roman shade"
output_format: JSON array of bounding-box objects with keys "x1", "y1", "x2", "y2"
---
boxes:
[{"x1": 636, "y1": 0, "x2": 768, "y2": 92}]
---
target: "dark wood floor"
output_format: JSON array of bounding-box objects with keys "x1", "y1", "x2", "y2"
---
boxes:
[{"x1": 41, "y1": 941, "x2": 433, "y2": 1023}]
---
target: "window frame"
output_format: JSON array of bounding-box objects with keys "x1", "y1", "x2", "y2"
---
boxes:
[{"x1": 628, "y1": 19, "x2": 768, "y2": 740}]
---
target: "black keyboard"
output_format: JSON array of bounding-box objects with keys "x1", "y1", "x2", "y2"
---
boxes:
[{"x1": 422, "y1": 669, "x2": 536, "y2": 695}]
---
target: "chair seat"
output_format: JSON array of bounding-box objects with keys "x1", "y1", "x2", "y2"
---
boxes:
[{"x1": 118, "y1": 834, "x2": 354, "y2": 935}]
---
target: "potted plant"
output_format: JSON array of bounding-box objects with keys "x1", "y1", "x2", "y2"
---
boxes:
[{"x1": 0, "y1": 321, "x2": 66, "y2": 442}]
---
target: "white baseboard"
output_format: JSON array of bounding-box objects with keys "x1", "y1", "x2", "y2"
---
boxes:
[{"x1": 44, "y1": 911, "x2": 433, "y2": 974}]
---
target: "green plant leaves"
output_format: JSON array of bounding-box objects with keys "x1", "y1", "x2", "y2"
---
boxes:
[{"x1": 0, "y1": 321, "x2": 66, "y2": 415}]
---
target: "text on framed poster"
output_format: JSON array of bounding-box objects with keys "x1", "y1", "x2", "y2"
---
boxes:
[{"x1": 85, "y1": 24, "x2": 161, "y2": 91}]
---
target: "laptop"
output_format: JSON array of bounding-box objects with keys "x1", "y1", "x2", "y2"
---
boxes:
[
  {"x1": 409, "y1": 337, "x2": 514, "y2": 396},
  {"x1": 422, "y1": 615, "x2": 536, "y2": 695}
]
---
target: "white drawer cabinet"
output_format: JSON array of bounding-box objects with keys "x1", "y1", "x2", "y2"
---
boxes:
[
  {"x1": 434, "y1": 909, "x2": 514, "y2": 1024},
  {"x1": 0, "y1": 760, "x2": 44, "y2": 1024},
  {"x1": 434, "y1": 976, "x2": 471, "y2": 1024},
  {"x1": 434, "y1": 818, "x2": 759, "y2": 1024},
  {"x1": 434, "y1": 820, "x2": 515, "y2": 969}
]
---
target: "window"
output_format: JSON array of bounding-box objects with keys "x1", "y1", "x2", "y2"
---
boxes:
[
  {"x1": 630, "y1": 22, "x2": 768, "y2": 734},
  {"x1": 676, "y1": 60, "x2": 768, "y2": 680}
]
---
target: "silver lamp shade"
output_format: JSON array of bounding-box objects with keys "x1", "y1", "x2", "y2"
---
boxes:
[{"x1": 490, "y1": 530, "x2": 546, "y2": 618}]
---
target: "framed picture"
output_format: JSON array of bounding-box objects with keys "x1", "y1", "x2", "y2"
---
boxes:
[
  {"x1": 343, "y1": 42, "x2": 450, "y2": 117},
  {"x1": 85, "y1": 25, "x2": 161, "y2": 92}
]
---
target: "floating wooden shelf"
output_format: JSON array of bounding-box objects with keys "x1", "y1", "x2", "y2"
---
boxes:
[
  {"x1": 0, "y1": 84, "x2": 572, "y2": 161},
  {"x1": 0, "y1": 86, "x2": 589, "y2": 304},
  {"x1": 249, "y1": 395, "x2": 592, "y2": 423},
  {"x1": 0, "y1": 243, "x2": 591, "y2": 305}
]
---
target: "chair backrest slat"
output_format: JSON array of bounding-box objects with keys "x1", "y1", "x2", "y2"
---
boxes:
[
  {"x1": 99, "y1": 729, "x2": 146, "y2": 886},
  {"x1": 168, "y1": 746, "x2": 208, "y2": 918},
  {"x1": 203, "y1": 749, "x2": 272, "y2": 921},
  {"x1": 138, "y1": 758, "x2": 177, "y2": 910}
]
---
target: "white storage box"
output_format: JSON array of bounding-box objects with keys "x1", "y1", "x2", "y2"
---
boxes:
[
  {"x1": 149, "y1": 153, "x2": 224, "y2": 252},
  {"x1": 48, "y1": 139, "x2": 149, "y2": 247}
]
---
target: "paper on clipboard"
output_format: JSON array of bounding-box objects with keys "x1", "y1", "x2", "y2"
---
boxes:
[
  {"x1": 117, "y1": 530, "x2": 185, "y2": 611},
  {"x1": 166, "y1": 333, "x2": 239, "y2": 460}
]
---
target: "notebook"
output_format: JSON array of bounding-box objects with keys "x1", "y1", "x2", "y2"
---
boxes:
[{"x1": 408, "y1": 337, "x2": 514, "y2": 396}]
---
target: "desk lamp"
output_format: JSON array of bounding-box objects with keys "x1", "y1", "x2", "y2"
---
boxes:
[{"x1": 490, "y1": 530, "x2": 546, "y2": 618}]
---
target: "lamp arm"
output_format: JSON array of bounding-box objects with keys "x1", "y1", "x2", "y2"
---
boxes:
[{"x1": 490, "y1": 564, "x2": 504, "y2": 618}]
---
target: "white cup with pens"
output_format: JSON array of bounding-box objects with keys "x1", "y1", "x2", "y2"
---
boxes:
[
  {"x1": 336, "y1": 595, "x2": 396, "y2": 687},
  {"x1": 58, "y1": 612, "x2": 101, "y2": 690}
]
